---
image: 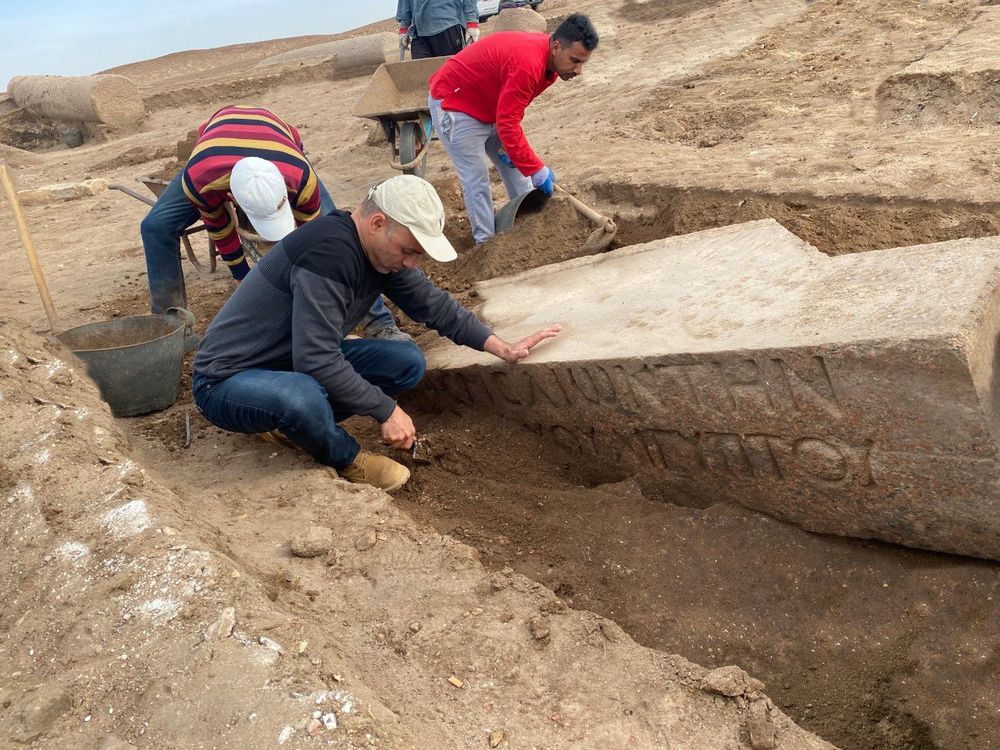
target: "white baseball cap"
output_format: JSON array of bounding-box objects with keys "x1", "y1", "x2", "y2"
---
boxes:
[
  {"x1": 230, "y1": 157, "x2": 295, "y2": 241},
  {"x1": 368, "y1": 175, "x2": 457, "y2": 262}
]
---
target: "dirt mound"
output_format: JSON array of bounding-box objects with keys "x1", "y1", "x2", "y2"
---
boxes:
[
  {"x1": 142, "y1": 59, "x2": 336, "y2": 113},
  {"x1": 616, "y1": 0, "x2": 727, "y2": 23},
  {"x1": 87, "y1": 144, "x2": 173, "y2": 173},
  {"x1": 451, "y1": 196, "x2": 596, "y2": 285},
  {"x1": 99, "y1": 18, "x2": 395, "y2": 91},
  {"x1": 876, "y1": 70, "x2": 1000, "y2": 127},
  {"x1": 5, "y1": 0, "x2": 1000, "y2": 748}
]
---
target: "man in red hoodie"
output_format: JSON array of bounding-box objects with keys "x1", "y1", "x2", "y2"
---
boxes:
[{"x1": 427, "y1": 13, "x2": 599, "y2": 245}]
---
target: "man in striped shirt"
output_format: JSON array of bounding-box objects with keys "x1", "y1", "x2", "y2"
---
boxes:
[{"x1": 140, "y1": 105, "x2": 403, "y2": 340}]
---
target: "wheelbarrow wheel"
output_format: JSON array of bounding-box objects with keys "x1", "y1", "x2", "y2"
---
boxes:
[{"x1": 399, "y1": 121, "x2": 426, "y2": 178}]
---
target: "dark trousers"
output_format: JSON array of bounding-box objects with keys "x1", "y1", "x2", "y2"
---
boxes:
[{"x1": 411, "y1": 24, "x2": 465, "y2": 59}]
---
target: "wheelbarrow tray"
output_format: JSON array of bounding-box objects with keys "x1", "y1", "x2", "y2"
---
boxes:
[{"x1": 354, "y1": 56, "x2": 451, "y2": 122}]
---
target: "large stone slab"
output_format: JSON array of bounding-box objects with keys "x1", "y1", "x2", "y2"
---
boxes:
[{"x1": 416, "y1": 219, "x2": 1000, "y2": 560}]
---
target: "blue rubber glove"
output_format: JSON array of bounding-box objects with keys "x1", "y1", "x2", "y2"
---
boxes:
[
  {"x1": 496, "y1": 148, "x2": 515, "y2": 168},
  {"x1": 531, "y1": 166, "x2": 555, "y2": 195}
]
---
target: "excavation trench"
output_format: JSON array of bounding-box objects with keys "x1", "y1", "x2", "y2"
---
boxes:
[
  {"x1": 394, "y1": 183, "x2": 1000, "y2": 750},
  {"x1": 118, "y1": 183, "x2": 1000, "y2": 750}
]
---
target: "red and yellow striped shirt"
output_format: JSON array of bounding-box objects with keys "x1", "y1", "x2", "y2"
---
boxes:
[{"x1": 182, "y1": 105, "x2": 321, "y2": 279}]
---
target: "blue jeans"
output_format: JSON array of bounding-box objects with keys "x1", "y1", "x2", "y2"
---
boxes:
[
  {"x1": 140, "y1": 170, "x2": 394, "y2": 330},
  {"x1": 192, "y1": 339, "x2": 425, "y2": 468}
]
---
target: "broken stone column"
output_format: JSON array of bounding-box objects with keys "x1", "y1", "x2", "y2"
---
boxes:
[
  {"x1": 415, "y1": 219, "x2": 1000, "y2": 560},
  {"x1": 7, "y1": 74, "x2": 145, "y2": 127},
  {"x1": 257, "y1": 33, "x2": 397, "y2": 77},
  {"x1": 483, "y1": 7, "x2": 548, "y2": 35}
]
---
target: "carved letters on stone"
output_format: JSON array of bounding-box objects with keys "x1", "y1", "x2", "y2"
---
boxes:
[{"x1": 416, "y1": 221, "x2": 1000, "y2": 558}]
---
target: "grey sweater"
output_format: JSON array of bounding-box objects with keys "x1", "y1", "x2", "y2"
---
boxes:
[{"x1": 193, "y1": 210, "x2": 491, "y2": 422}]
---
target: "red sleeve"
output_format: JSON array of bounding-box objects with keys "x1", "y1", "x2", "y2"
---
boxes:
[
  {"x1": 288, "y1": 123, "x2": 305, "y2": 151},
  {"x1": 495, "y1": 65, "x2": 545, "y2": 176}
]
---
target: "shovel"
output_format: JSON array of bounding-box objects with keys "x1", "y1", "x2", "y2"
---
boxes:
[{"x1": 555, "y1": 184, "x2": 618, "y2": 253}]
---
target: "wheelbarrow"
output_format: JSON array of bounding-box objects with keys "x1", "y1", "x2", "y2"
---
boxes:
[{"x1": 354, "y1": 56, "x2": 451, "y2": 178}]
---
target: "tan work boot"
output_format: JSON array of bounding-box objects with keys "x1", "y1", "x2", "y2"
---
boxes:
[
  {"x1": 257, "y1": 429, "x2": 300, "y2": 451},
  {"x1": 338, "y1": 451, "x2": 410, "y2": 492}
]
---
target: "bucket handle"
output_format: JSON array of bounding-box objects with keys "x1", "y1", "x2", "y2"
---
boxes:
[{"x1": 165, "y1": 307, "x2": 195, "y2": 335}]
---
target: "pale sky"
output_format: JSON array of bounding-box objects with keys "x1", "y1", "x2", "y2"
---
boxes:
[{"x1": 0, "y1": 0, "x2": 398, "y2": 88}]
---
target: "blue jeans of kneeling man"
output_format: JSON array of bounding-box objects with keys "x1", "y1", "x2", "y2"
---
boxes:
[{"x1": 192, "y1": 339, "x2": 425, "y2": 468}]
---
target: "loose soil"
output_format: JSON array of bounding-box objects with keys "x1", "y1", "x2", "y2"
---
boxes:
[{"x1": 3, "y1": 0, "x2": 1000, "y2": 748}]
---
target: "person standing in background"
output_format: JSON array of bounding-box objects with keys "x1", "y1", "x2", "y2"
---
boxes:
[
  {"x1": 427, "y1": 14, "x2": 599, "y2": 244},
  {"x1": 397, "y1": 0, "x2": 480, "y2": 59}
]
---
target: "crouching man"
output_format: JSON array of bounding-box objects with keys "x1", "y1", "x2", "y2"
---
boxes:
[{"x1": 192, "y1": 175, "x2": 559, "y2": 492}]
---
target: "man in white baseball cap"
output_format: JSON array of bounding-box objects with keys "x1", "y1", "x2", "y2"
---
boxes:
[
  {"x1": 229, "y1": 157, "x2": 297, "y2": 242},
  {"x1": 194, "y1": 174, "x2": 560, "y2": 492},
  {"x1": 365, "y1": 174, "x2": 458, "y2": 264}
]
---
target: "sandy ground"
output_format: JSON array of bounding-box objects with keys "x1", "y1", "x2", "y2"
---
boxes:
[{"x1": 2, "y1": 1, "x2": 1000, "y2": 748}]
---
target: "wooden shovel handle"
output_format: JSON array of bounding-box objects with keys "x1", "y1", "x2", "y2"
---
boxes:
[
  {"x1": 554, "y1": 183, "x2": 614, "y2": 230},
  {"x1": 0, "y1": 162, "x2": 59, "y2": 331}
]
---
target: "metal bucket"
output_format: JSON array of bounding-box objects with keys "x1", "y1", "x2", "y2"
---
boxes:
[
  {"x1": 57, "y1": 314, "x2": 187, "y2": 417},
  {"x1": 494, "y1": 188, "x2": 550, "y2": 235}
]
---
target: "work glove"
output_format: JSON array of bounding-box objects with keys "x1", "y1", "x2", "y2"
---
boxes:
[
  {"x1": 496, "y1": 148, "x2": 515, "y2": 169},
  {"x1": 530, "y1": 166, "x2": 556, "y2": 196},
  {"x1": 465, "y1": 24, "x2": 480, "y2": 45},
  {"x1": 398, "y1": 28, "x2": 411, "y2": 49}
]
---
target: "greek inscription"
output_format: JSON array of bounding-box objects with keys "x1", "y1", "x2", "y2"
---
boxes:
[
  {"x1": 591, "y1": 427, "x2": 874, "y2": 488},
  {"x1": 764, "y1": 435, "x2": 870, "y2": 489},
  {"x1": 485, "y1": 370, "x2": 523, "y2": 406},
  {"x1": 556, "y1": 366, "x2": 603, "y2": 405},
  {"x1": 635, "y1": 355, "x2": 842, "y2": 421},
  {"x1": 636, "y1": 429, "x2": 703, "y2": 472},
  {"x1": 740, "y1": 433, "x2": 784, "y2": 478},
  {"x1": 699, "y1": 432, "x2": 754, "y2": 475},
  {"x1": 771, "y1": 356, "x2": 842, "y2": 417},
  {"x1": 440, "y1": 371, "x2": 476, "y2": 407},
  {"x1": 528, "y1": 368, "x2": 572, "y2": 408},
  {"x1": 726, "y1": 359, "x2": 775, "y2": 415}
]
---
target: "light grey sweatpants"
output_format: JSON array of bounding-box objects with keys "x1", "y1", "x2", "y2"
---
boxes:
[{"x1": 429, "y1": 95, "x2": 533, "y2": 244}]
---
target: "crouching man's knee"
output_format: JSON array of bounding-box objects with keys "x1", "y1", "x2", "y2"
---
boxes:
[{"x1": 396, "y1": 343, "x2": 426, "y2": 391}]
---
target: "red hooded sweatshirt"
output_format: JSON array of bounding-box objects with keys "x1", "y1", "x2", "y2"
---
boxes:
[{"x1": 430, "y1": 31, "x2": 556, "y2": 176}]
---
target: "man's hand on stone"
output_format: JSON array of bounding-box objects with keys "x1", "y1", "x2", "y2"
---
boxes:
[
  {"x1": 484, "y1": 326, "x2": 562, "y2": 364},
  {"x1": 381, "y1": 405, "x2": 416, "y2": 449}
]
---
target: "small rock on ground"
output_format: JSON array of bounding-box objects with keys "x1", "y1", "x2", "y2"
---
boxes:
[{"x1": 290, "y1": 526, "x2": 334, "y2": 557}]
